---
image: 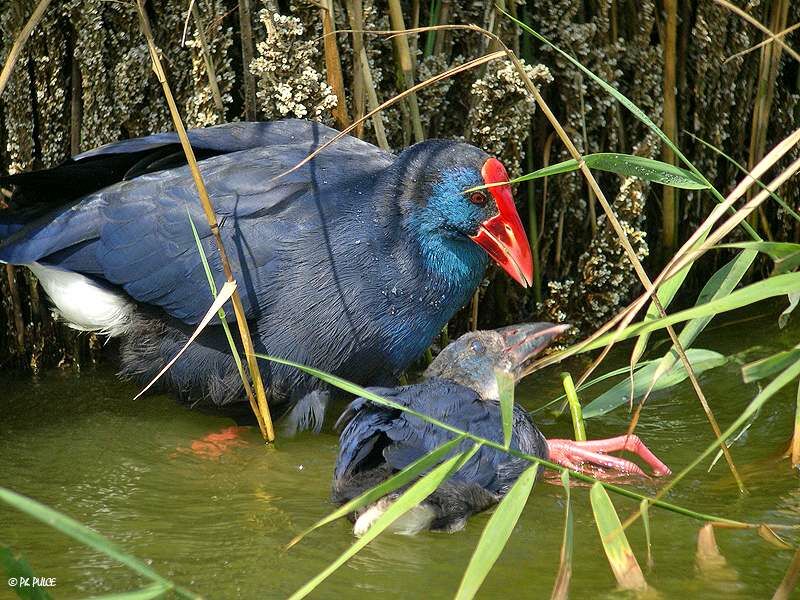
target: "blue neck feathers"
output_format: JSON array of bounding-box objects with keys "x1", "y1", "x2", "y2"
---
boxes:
[{"x1": 408, "y1": 211, "x2": 487, "y2": 307}]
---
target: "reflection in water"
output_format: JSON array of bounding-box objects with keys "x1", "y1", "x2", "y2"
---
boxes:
[{"x1": 0, "y1": 308, "x2": 798, "y2": 598}]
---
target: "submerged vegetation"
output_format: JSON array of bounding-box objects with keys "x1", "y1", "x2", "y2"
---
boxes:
[{"x1": 1, "y1": 0, "x2": 800, "y2": 599}]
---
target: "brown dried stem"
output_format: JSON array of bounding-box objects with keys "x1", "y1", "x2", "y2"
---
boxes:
[
  {"x1": 238, "y1": 0, "x2": 258, "y2": 121},
  {"x1": 661, "y1": 0, "x2": 678, "y2": 251},
  {"x1": 0, "y1": 0, "x2": 53, "y2": 97},
  {"x1": 387, "y1": 0, "x2": 424, "y2": 143},
  {"x1": 191, "y1": 2, "x2": 225, "y2": 118},
  {"x1": 320, "y1": 0, "x2": 351, "y2": 129},
  {"x1": 135, "y1": 0, "x2": 274, "y2": 441}
]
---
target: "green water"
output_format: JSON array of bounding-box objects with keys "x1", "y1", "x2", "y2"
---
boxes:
[{"x1": 1, "y1": 304, "x2": 799, "y2": 599}]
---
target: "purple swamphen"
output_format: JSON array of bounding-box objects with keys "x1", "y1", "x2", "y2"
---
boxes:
[
  {"x1": 0, "y1": 120, "x2": 533, "y2": 432},
  {"x1": 334, "y1": 323, "x2": 670, "y2": 536}
]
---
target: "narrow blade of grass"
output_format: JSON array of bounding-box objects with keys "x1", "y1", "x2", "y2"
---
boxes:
[
  {"x1": 472, "y1": 153, "x2": 707, "y2": 191},
  {"x1": 582, "y1": 272, "x2": 800, "y2": 352},
  {"x1": 582, "y1": 153, "x2": 706, "y2": 189},
  {"x1": 550, "y1": 471, "x2": 573, "y2": 600},
  {"x1": 133, "y1": 281, "x2": 237, "y2": 400},
  {"x1": 583, "y1": 349, "x2": 727, "y2": 418},
  {"x1": 87, "y1": 583, "x2": 173, "y2": 600},
  {"x1": 0, "y1": 488, "x2": 196, "y2": 598},
  {"x1": 640, "y1": 499, "x2": 653, "y2": 569},
  {"x1": 793, "y1": 380, "x2": 800, "y2": 468},
  {"x1": 742, "y1": 345, "x2": 800, "y2": 383},
  {"x1": 455, "y1": 463, "x2": 539, "y2": 600},
  {"x1": 187, "y1": 211, "x2": 247, "y2": 383},
  {"x1": 0, "y1": 546, "x2": 52, "y2": 600},
  {"x1": 530, "y1": 360, "x2": 658, "y2": 416},
  {"x1": 288, "y1": 445, "x2": 481, "y2": 600},
  {"x1": 774, "y1": 549, "x2": 800, "y2": 600},
  {"x1": 496, "y1": 369, "x2": 515, "y2": 448},
  {"x1": 590, "y1": 483, "x2": 647, "y2": 590},
  {"x1": 286, "y1": 433, "x2": 467, "y2": 549},
  {"x1": 718, "y1": 242, "x2": 800, "y2": 274},
  {"x1": 638, "y1": 250, "x2": 757, "y2": 403},
  {"x1": 560, "y1": 373, "x2": 586, "y2": 440}
]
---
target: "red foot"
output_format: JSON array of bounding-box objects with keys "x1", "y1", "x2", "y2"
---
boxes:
[
  {"x1": 173, "y1": 426, "x2": 249, "y2": 460},
  {"x1": 547, "y1": 435, "x2": 671, "y2": 479}
]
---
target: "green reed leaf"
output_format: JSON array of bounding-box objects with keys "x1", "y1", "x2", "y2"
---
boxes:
[
  {"x1": 289, "y1": 445, "x2": 481, "y2": 600},
  {"x1": 456, "y1": 464, "x2": 539, "y2": 600}
]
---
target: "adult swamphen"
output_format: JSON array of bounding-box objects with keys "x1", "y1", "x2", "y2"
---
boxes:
[
  {"x1": 0, "y1": 120, "x2": 532, "y2": 431},
  {"x1": 334, "y1": 323, "x2": 670, "y2": 536}
]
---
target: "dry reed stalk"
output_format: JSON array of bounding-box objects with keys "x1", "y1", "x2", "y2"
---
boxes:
[
  {"x1": 238, "y1": 0, "x2": 257, "y2": 121},
  {"x1": 4, "y1": 266, "x2": 25, "y2": 355},
  {"x1": 320, "y1": 0, "x2": 351, "y2": 129},
  {"x1": 0, "y1": 0, "x2": 52, "y2": 362},
  {"x1": 773, "y1": 549, "x2": 800, "y2": 600},
  {"x1": 268, "y1": 48, "x2": 506, "y2": 181},
  {"x1": 791, "y1": 383, "x2": 800, "y2": 468},
  {"x1": 135, "y1": 0, "x2": 274, "y2": 441},
  {"x1": 661, "y1": 0, "x2": 678, "y2": 251},
  {"x1": 191, "y1": 2, "x2": 225, "y2": 118},
  {"x1": 576, "y1": 73, "x2": 597, "y2": 235},
  {"x1": 724, "y1": 21, "x2": 800, "y2": 64},
  {"x1": 387, "y1": 0, "x2": 424, "y2": 142},
  {"x1": 469, "y1": 290, "x2": 479, "y2": 331},
  {"x1": 345, "y1": 0, "x2": 366, "y2": 138},
  {"x1": 0, "y1": 0, "x2": 52, "y2": 96},
  {"x1": 747, "y1": 0, "x2": 789, "y2": 226},
  {"x1": 69, "y1": 55, "x2": 82, "y2": 154},
  {"x1": 432, "y1": 0, "x2": 451, "y2": 56},
  {"x1": 713, "y1": 0, "x2": 800, "y2": 63},
  {"x1": 409, "y1": 0, "x2": 420, "y2": 57}
]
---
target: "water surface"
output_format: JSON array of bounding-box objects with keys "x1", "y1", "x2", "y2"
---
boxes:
[{"x1": 1, "y1": 304, "x2": 799, "y2": 599}]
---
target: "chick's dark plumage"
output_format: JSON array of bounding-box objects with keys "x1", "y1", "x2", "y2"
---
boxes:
[{"x1": 333, "y1": 325, "x2": 565, "y2": 535}]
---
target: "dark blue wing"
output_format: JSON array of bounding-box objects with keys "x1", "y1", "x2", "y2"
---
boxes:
[
  {"x1": 73, "y1": 119, "x2": 340, "y2": 161},
  {"x1": 0, "y1": 126, "x2": 393, "y2": 324},
  {"x1": 334, "y1": 379, "x2": 548, "y2": 494}
]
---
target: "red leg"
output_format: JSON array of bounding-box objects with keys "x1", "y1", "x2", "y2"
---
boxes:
[{"x1": 547, "y1": 435, "x2": 671, "y2": 478}]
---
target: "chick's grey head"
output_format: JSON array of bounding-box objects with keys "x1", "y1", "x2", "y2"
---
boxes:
[{"x1": 423, "y1": 323, "x2": 570, "y2": 400}]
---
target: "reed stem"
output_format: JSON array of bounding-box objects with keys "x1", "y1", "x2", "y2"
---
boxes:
[
  {"x1": 0, "y1": 0, "x2": 52, "y2": 97},
  {"x1": 136, "y1": 0, "x2": 274, "y2": 441},
  {"x1": 320, "y1": 0, "x2": 351, "y2": 129},
  {"x1": 345, "y1": 0, "x2": 366, "y2": 138},
  {"x1": 387, "y1": 0, "x2": 424, "y2": 142},
  {"x1": 191, "y1": 2, "x2": 225, "y2": 119},
  {"x1": 661, "y1": 0, "x2": 678, "y2": 252},
  {"x1": 238, "y1": 0, "x2": 257, "y2": 121}
]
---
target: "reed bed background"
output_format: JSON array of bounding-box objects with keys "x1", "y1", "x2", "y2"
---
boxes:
[{"x1": 0, "y1": 0, "x2": 798, "y2": 371}]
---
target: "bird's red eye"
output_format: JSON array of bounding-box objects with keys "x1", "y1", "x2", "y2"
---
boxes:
[{"x1": 470, "y1": 191, "x2": 488, "y2": 206}]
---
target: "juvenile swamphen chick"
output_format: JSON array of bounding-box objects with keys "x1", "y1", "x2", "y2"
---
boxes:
[
  {"x1": 0, "y1": 120, "x2": 532, "y2": 431},
  {"x1": 333, "y1": 323, "x2": 670, "y2": 536}
]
